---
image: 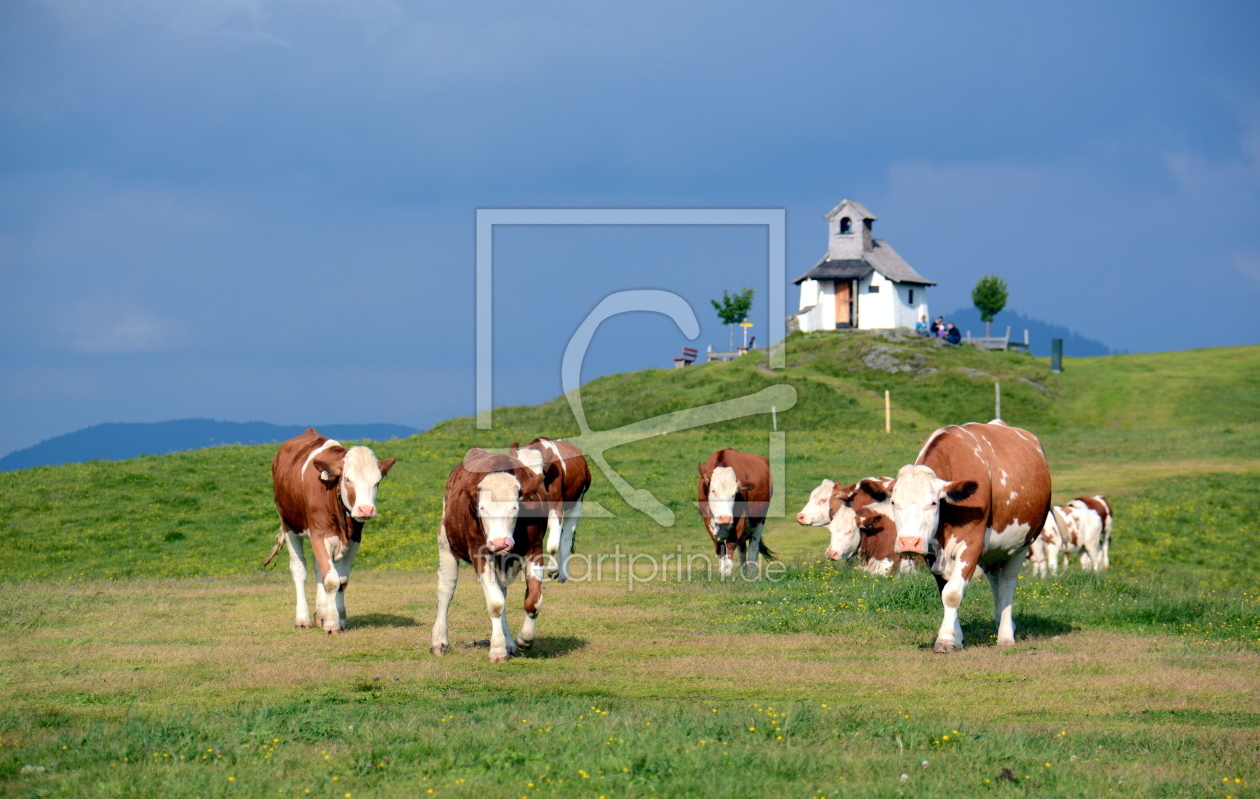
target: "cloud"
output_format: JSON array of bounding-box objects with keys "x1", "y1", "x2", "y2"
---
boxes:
[{"x1": 58, "y1": 299, "x2": 185, "y2": 353}]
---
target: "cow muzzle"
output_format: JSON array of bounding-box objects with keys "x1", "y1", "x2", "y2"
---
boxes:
[
  {"x1": 796, "y1": 512, "x2": 809, "y2": 524},
  {"x1": 487, "y1": 536, "x2": 514, "y2": 554},
  {"x1": 824, "y1": 548, "x2": 842, "y2": 561},
  {"x1": 896, "y1": 535, "x2": 928, "y2": 555},
  {"x1": 352, "y1": 505, "x2": 377, "y2": 521}
]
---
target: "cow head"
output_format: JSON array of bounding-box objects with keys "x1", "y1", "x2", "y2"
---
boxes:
[
  {"x1": 313, "y1": 446, "x2": 396, "y2": 522},
  {"x1": 824, "y1": 504, "x2": 862, "y2": 561},
  {"x1": 884, "y1": 464, "x2": 977, "y2": 555},
  {"x1": 699, "y1": 463, "x2": 745, "y2": 542},
  {"x1": 796, "y1": 479, "x2": 836, "y2": 526},
  {"x1": 473, "y1": 471, "x2": 544, "y2": 555}
]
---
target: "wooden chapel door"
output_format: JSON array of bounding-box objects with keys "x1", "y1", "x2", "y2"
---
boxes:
[{"x1": 834, "y1": 280, "x2": 852, "y2": 327}]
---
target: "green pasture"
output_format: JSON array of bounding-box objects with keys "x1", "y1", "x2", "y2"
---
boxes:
[{"x1": 2, "y1": 335, "x2": 1258, "y2": 797}]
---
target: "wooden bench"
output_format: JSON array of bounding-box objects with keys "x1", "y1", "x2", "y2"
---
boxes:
[{"x1": 673, "y1": 347, "x2": 698, "y2": 367}]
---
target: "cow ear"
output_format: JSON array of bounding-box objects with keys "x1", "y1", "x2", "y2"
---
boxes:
[
  {"x1": 833, "y1": 483, "x2": 859, "y2": 502},
  {"x1": 377, "y1": 458, "x2": 397, "y2": 477},
  {"x1": 697, "y1": 462, "x2": 710, "y2": 478},
  {"x1": 312, "y1": 457, "x2": 342, "y2": 486},
  {"x1": 859, "y1": 478, "x2": 889, "y2": 503},
  {"x1": 509, "y1": 442, "x2": 520, "y2": 457},
  {"x1": 941, "y1": 480, "x2": 978, "y2": 504},
  {"x1": 543, "y1": 461, "x2": 563, "y2": 487},
  {"x1": 738, "y1": 482, "x2": 754, "y2": 493}
]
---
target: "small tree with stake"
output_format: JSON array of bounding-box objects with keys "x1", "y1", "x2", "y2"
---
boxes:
[
  {"x1": 711, "y1": 287, "x2": 755, "y2": 352},
  {"x1": 971, "y1": 274, "x2": 1009, "y2": 339}
]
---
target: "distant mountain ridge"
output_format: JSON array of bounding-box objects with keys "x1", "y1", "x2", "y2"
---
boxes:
[
  {"x1": 938, "y1": 307, "x2": 1116, "y2": 357},
  {"x1": 0, "y1": 419, "x2": 418, "y2": 472}
]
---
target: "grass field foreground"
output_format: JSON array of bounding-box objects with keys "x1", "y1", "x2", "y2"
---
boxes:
[{"x1": 2, "y1": 337, "x2": 1259, "y2": 797}]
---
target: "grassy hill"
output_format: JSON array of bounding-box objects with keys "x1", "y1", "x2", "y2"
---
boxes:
[
  {"x1": 2, "y1": 333, "x2": 1257, "y2": 583},
  {"x1": 2, "y1": 333, "x2": 1258, "y2": 798}
]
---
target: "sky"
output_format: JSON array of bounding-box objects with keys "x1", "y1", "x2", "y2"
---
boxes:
[{"x1": 1, "y1": 0, "x2": 1258, "y2": 457}]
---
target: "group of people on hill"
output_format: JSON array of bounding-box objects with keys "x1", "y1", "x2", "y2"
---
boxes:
[{"x1": 916, "y1": 314, "x2": 961, "y2": 345}]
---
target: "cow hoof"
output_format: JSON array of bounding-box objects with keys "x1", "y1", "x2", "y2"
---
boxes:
[
  {"x1": 295, "y1": 620, "x2": 311, "y2": 629},
  {"x1": 516, "y1": 640, "x2": 533, "y2": 651},
  {"x1": 324, "y1": 626, "x2": 340, "y2": 635},
  {"x1": 431, "y1": 644, "x2": 449, "y2": 656},
  {"x1": 933, "y1": 641, "x2": 963, "y2": 654},
  {"x1": 997, "y1": 638, "x2": 1015, "y2": 646},
  {"x1": 489, "y1": 653, "x2": 509, "y2": 664}
]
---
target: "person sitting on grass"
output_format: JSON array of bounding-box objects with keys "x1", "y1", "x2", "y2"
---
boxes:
[
  {"x1": 915, "y1": 314, "x2": 930, "y2": 336},
  {"x1": 946, "y1": 322, "x2": 961, "y2": 345}
]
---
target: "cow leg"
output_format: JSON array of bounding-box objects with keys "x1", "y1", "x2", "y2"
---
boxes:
[
  {"x1": 988, "y1": 551, "x2": 1026, "y2": 646},
  {"x1": 498, "y1": 560, "x2": 522, "y2": 657},
  {"x1": 544, "y1": 507, "x2": 564, "y2": 581},
  {"x1": 284, "y1": 530, "x2": 312, "y2": 629},
  {"x1": 934, "y1": 557, "x2": 971, "y2": 653},
  {"x1": 1045, "y1": 538, "x2": 1061, "y2": 576},
  {"x1": 430, "y1": 525, "x2": 458, "y2": 656},
  {"x1": 742, "y1": 522, "x2": 765, "y2": 579},
  {"x1": 718, "y1": 541, "x2": 735, "y2": 580},
  {"x1": 555, "y1": 499, "x2": 583, "y2": 583},
  {"x1": 517, "y1": 559, "x2": 545, "y2": 651},
  {"x1": 331, "y1": 540, "x2": 359, "y2": 631},
  {"x1": 478, "y1": 562, "x2": 514, "y2": 663},
  {"x1": 307, "y1": 536, "x2": 341, "y2": 634}
]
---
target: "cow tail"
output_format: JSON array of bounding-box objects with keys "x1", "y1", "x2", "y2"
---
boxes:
[
  {"x1": 261, "y1": 529, "x2": 286, "y2": 568},
  {"x1": 758, "y1": 539, "x2": 778, "y2": 561}
]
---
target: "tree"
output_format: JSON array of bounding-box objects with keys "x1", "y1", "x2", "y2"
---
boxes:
[
  {"x1": 971, "y1": 274, "x2": 1009, "y2": 338},
  {"x1": 711, "y1": 287, "x2": 754, "y2": 351}
]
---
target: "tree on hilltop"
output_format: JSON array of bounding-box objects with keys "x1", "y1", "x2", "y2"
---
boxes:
[
  {"x1": 711, "y1": 287, "x2": 754, "y2": 351},
  {"x1": 971, "y1": 274, "x2": 1009, "y2": 338}
]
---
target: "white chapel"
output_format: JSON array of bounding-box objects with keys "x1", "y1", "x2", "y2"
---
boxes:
[{"x1": 790, "y1": 199, "x2": 934, "y2": 333}]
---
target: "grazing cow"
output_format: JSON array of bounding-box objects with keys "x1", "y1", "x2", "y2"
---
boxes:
[
  {"x1": 822, "y1": 477, "x2": 920, "y2": 576},
  {"x1": 431, "y1": 448, "x2": 547, "y2": 663},
  {"x1": 697, "y1": 448, "x2": 775, "y2": 579},
  {"x1": 796, "y1": 479, "x2": 837, "y2": 526},
  {"x1": 870, "y1": 422, "x2": 1051, "y2": 652},
  {"x1": 510, "y1": 438, "x2": 592, "y2": 582},
  {"x1": 266, "y1": 429, "x2": 396, "y2": 633},
  {"x1": 1030, "y1": 496, "x2": 1113, "y2": 576}
]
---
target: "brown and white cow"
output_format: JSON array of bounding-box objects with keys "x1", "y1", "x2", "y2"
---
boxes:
[
  {"x1": 431, "y1": 448, "x2": 547, "y2": 663},
  {"x1": 870, "y1": 422, "x2": 1051, "y2": 652},
  {"x1": 822, "y1": 477, "x2": 921, "y2": 576},
  {"x1": 266, "y1": 428, "x2": 396, "y2": 633},
  {"x1": 510, "y1": 438, "x2": 592, "y2": 583},
  {"x1": 1030, "y1": 495, "x2": 1113, "y2": 576},
  {"x1": 698, "y1": 448, "x2": 775, "y2": 579}
]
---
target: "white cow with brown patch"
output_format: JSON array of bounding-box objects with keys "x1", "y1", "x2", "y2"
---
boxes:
[
  {"x1": 266, "y1": 429, "x2": 396, "y2": 633},
  {"x1": 1030, "y1": 495, "x2": 1113, "y2": 576},
  {"x1": 870, "y1": 422, "x2": 1051, "y2": 652}
]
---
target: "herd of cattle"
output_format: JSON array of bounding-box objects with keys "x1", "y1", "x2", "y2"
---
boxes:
[{"x1": 265, "y1": 421, "x2": 1114, "y2": 660}]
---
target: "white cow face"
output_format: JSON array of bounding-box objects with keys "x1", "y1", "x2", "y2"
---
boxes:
[
  {"x1": 797, "y1": 479, "x2": 836, "y2": 526},
  {"x1": 476, "y1": 472, "x2": 526, "y2": 554},
  {"x1": 887, "y1": 464, "x2": 976, "y2": 555},
  {"x1": 315, "y1": 446, "x2": 395, "y2": 522},
  {"x1": 824, "y1": 504, "x2": 861, "y2": 561},
  {"x1": 705, "y1": 466, "x2": 740, "y2": 540}
]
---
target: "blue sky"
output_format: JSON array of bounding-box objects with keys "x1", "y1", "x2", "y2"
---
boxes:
[{"x1": 2, "y1": 0, "x2": 1258, "y2": 456}]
